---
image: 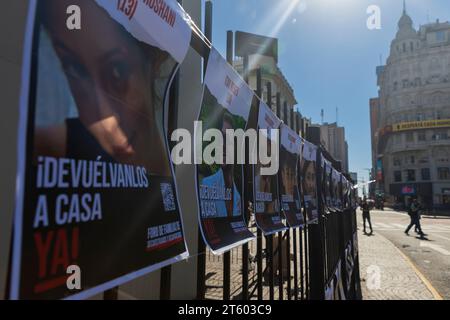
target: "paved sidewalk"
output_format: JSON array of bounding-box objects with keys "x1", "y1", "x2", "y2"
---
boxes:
[
  {"x1": 204, "y1": 228, "x2": 308, "y2": 300},
  {"x1": 358, "y1": 228, "x2": 435, "y2": 300}
]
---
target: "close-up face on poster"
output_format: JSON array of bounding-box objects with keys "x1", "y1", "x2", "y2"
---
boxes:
[
  {"x1": 253, "y1": 101, "x2": 286, "y2": 235},
  {"x1": 300, "y1": 140, "x2": 318, "y2": 225},
  {"x1": 11, "y1": 0, "x2": 191, "y2": 300},
  {"x1": 279, "y1": 124, "x2": 303, "y2": 228},
  {"x1": 196, "y1": 48, "x2": 255, "y2": 254}
]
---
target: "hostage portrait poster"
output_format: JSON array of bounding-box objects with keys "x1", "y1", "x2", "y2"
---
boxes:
[
  {"x1": 321, "y1": 157, "x2": 333, "y2": 214},
  {"x1": 253, "y1": 101, "x2": 286, "y2": 235},
  {"x1": 196, "y1": 48, "x2": 255, "y2": 254},
  {"x1": 11, "y1": 0, "x2": 191, "y2": 300},
  {"x1": 279, "y1": 124, "x2": 304, "y2": 228},
  {"x1": 300, "y1": 140, "x2": 318, "y2": 224},
  {"x1": 331, "y1": 168, "x2": 342, "y2": 212}
]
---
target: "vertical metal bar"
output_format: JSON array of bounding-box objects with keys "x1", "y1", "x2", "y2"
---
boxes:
[
  {"x1": 103, "y1": 287, "x2": 118, "y2": 300},
  {"x1": 299, "y1": 119, "x2": 306, "y2": 300},
  {"x1": 160, "y1": 266, "x2": 172, "y2": 300},
  {"x1": 299, "y1": 228, "x2": 304, "y2": 300},
  {"x1": 267, "y1": 234, "x2": 274, "y2": 300},
  {"x1": 306, "y1": 127, "x2": 326, "y2": 300},
  {"x1": 222, "y1": 18, "x2": 232, "y2": 302},
  {"x1": 241, "y1": 37, "x2": 249, "y2": 301},
  {"x1": 265, "y1": 82, "x2": 274, "y2": 300},
  {"x1": 274, "y1": 91, "x2": 283, "y2": 301},
  {"x1": 278, "y1": 232, "x2": 283, "y2": 300},
  {"x1": 223, "y1": 253, "x2": 231, "y2": 300},
  {"x1": 286, "y1": 230, "x2": 291, "y2": 300},
  {"x1": 293, "y1": 228, "x2": 299, "y2": 300},
  {"x1": 257, "y1": 230, "x2": 263, "y2": 300},
  {"x1": 196, "y1": 0, "x2": 213, "y2": 301},
  {"x1": 304, "y1": 223, "x2": 310, "y2": 299},
  {"x1": 256, "y1": 67, "x2": 263, "y2": 300},
  {"x1": 161, "y1": 8, "x2": 185, "y2": 295},
  {"x1": 197, "y1": 232, "x2": 206, "y2": 299}
]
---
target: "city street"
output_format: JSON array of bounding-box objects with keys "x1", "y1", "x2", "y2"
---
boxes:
[{"x1": 358, "y1": 208, "x2": 450, "y2": 300}]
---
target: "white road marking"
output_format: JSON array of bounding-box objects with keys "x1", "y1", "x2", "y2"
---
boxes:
[
  {"x1": 373, "y1": 223, "x2": 395, "y2": 229},
  {"x1": 419, "y1": 241, "x2": 450, "y2": 256},
  {"x1": 432, "y1": 234, "x2": 450, "y2": 242},
  {"x1": 392, "y1": 223, "x2": 408, "y2": 229}
]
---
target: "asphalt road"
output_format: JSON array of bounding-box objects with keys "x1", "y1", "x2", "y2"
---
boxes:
[{"x1": 358, "y1": 208, "x2": 450, "y2": 299}]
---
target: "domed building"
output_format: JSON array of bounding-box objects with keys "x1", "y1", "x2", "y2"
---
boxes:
[{"x1": 372, "y1": 2, "x2": 450, "y2": 211}]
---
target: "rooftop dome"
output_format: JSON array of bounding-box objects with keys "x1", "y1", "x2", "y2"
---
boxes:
[
  {"x1": 398, "y1": 12, "x2": 413, "y2": 29},
  {"x1": 395, "y1": 1, "x2": 417, "y2": 40}
]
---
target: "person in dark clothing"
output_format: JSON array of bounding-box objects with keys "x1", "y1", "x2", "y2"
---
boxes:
[
  {"x1": 360, "y1": 199, "x2": 373, "y2": 234},
  {"x1": 405, "y1": 198, "x2": 425, "y2": 236}
]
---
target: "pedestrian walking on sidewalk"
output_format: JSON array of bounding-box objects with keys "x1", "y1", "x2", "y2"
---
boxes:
[
  {"x1": 405, "y1": 198, "x2": 425, "y2": 237},
  {"x1": 360, "y1": 198, "x2": 373, "y2": 235}
]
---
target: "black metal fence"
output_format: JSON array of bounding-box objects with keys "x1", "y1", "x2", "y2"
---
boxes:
[
  {"x1": 180, "y1": 0, "x2": 361, "y2": 301},
  {"x1": 102, "y1": 0, "x2": 361, "y2": 301}
]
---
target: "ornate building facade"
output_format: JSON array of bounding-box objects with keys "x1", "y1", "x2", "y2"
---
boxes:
[{"x1": 373, "y1": 6, "x2": 450, "y2": 210}]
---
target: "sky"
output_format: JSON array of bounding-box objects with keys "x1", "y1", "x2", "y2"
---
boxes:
[{"x1": 207, "y1": 0, "x2": 450, "y2": 186}]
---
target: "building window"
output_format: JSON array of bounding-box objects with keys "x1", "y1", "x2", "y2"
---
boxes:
[
  {"x1": 402, "y1": 79, "x2": 409, "y2": 88},
  {"x1": 403, "y1": 43, "x2": 406, "y2": 52},
  {"x1": 436, "y1": 31, "x2": 446, "y2": 42},
  {"x1": 393, "y1": 82, "x2": 398, "y2": 91},
  {"x1": 421, "y1": 168, "x2": 431, "y2": 181},
  {"x1": 419, "y1": 156, "x2": 429, "y2": 164},
  {"x1": 393, "y1": 157, "x2": 402, "y2": 166},
  {"x1": 394, "y1": 171, "x2": 402, "y2": 182},
  {"x1": 438, "y1": 167, "x2": 450, "y2": 180},
  {"x1": 406, "y1": 132, "x2": 414, "y2": 142},
  {"x1": 418, "y1": 132, "x2": 426, "y2": 141},
  {"x1": 410, "y1": 42, "x2": 414, "y2": 51},
  {"x1": 433, "y1": 131, "x2": 449, "y2": 140},
  {"x1": 406, "y1": 169, "x2": 416, "y2": 182}
]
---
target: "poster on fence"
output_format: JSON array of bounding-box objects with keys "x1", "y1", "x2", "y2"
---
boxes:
[
  {"x1": 351, "y1": 187, "x2": 358, "y2": 210},
  {"x1": 332, "y1": 168, "x2": 342, "y2": 211},
  {"x1": 321, "y1": 157, "x2": 333, "y2": 213},
  {"x1": 300, "y1": 140, "x2": 319, "y2": 224},
  {"x1": 326, "y1": 261, "x2": 346, "y2": 300},
  {"x1": 279, "y1": 124, "x2": 304, "y2": 228},
  {"x1": 345, "y1": 241, "x2": 355, "y2": 291},
  {"x1": 11, "y1": 0, "x2": 191, "y2": 300},
  {"x1": 325, "y1": 280, "x2": 335, "y2": 300},
  {"x1": 196, "y1": 48, "x2": 255, "y2": 254},
  {"x1": 253, "y1": 101, "x2": 286, "y2": 234},
  {"x1": 353, "y1": 232, "x2": 359, "y2": 258},
  {"x1": 342, "y1": 177, "x2": 350, "y2": 209},
  {"x1": 334, "y1": 261, "x2": 346, "y2": 300}
]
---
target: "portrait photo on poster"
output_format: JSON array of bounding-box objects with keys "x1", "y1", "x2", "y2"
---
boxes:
[
  {"x1": 300, "y1": 139, "x2": 318, "y2": 225},
  {"x1": 253, "y1": 101, "x2": 287, "y2": 235},
  {"x1": 11, "y1": 0, "x2": 191, "y2": 300},
  {"x1": 195, "y1": 48, "x2": 255, "y2": 255},
  {"x1": 279, "y1": 124, "x2": 304, "y2": 228}
]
